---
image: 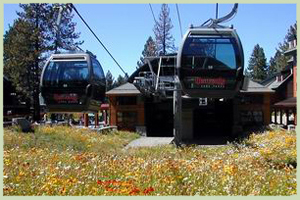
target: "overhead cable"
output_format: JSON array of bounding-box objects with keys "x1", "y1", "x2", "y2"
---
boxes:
[
  {"x1": 176, "y1": 4, "x2": 183, "y2": 38},
  {"x1": 71, "y1": 4, "x2": 128, "y2": 77}
]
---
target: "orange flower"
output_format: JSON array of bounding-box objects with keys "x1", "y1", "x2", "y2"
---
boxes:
[
  {"x1": 129, "y1": 187, "x2": 140, "y2": 195},
  {"x1": 143, "y1": 187, "x2": 154, "y2": 195},
  {"x1": 105, "y1": 186, "x2": 116, "y2": 192}
]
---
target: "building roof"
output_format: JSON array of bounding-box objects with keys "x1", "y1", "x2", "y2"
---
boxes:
[
  {"x1": 273, "y1": 97, "x2": 297, "y2": 108},
  {"x1": 267, "y1": 73, "x2": 293, "y2": 90},
  {"x1": 106, "y1": 82, "x2": 141, "y2": 96},
  {"x1": 284, "y1": 46, "x2": 297, "y2": 56},
  {"x1": 240, "y1": 78, "x2": 274, "y2": 93}
]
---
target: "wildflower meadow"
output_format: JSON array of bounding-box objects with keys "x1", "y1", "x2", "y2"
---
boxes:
[{"x1": 3, "y1": 126, "x2": 297, "y2": 195}]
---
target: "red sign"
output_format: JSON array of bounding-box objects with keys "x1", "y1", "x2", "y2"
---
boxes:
[
  {"x1": 53, "y1": 93, "x2": 78, "y2": 103},
  {"x1": 194, "y1": 77, "x2": 226, "y2": 87}
]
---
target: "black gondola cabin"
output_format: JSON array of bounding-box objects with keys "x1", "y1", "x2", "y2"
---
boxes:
[
  {"x1": 177, "y1": 28, "x2": 244, "y2": 98},
  {"x1": 40, "y1": 52, "x2": 106, "y2": 112}
]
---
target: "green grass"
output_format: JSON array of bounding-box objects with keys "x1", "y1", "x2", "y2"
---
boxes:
[
  {"x1": 3, "y1": 126, "x2": 297, "y2": 196},
  {"x1": 4, "y1": 125, "x2": 139, "y2": 153}
]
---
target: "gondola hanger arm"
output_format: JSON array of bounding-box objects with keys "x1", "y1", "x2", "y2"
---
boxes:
[{"x1": 200, "y1": 3, "x2": 238, "y2": 28}]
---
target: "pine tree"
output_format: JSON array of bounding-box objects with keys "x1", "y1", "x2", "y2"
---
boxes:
[
  {"x1": 50, "y1": 3, "x2": 83, "y2": 52},
  {"x1": 105, "y1": 70, "x2": 115, "y2": 91},
  {"x1": 137, "y1": 36, "x2": 157, "y2": 67},
  {"x1": 3, "y1": 19, "x2": 35, "y2": 102},
  {"x1": 268, "y1": 22, "x2": 297, "y2": 77},
  {"x1": 268, "y1": 50, "x2": 283, "y2": 77},
  {"x1": 286, "y1": 22, "x2": 297, "y2": 41},
  {"x1": 113, "y1": 75, "x2": 127, "y2": 88},
  {"x1": 153, "y1": 4, "x2": 176, "y2": 55},
  {"x1": 247, "y1": 44, "x2": 268, "y2": 82},
  {"x1": 4, "y1": 3, "x2": 83, "y2": 121}
]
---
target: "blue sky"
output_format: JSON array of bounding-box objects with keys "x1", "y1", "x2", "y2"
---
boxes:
[{"x1": 3, "y1": 4, "x2": 296, "y2": 79}]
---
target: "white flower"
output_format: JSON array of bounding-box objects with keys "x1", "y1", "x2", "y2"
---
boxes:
[{"x1": 253, "y1": 152, "x2": 260, "y2": 157}]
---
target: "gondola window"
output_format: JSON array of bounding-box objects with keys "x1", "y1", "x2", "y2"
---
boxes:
[
  {"x1": 92, "y1": 58, "x2": 105, "y2": 81},
  {"x1": 43, "y1": 61, "x2": 89, "y2": 86}
]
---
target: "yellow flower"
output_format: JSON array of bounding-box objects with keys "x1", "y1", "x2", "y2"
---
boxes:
[
  {"x1": 285, "y1": 137, "x2": 296, "y2": 146},
  {"x1": 223, "y1": 164, "x2": 238, "y2": 176},
  {"x1": 4, "y1": 159, "x2": 11, "y2": 166},
  {"x1": 268, "y1": 131, "x2": 275, "y2": 139},
  {"x1": 211, "y1": 160, "x2": 223, "y2": 171},
  {"x1": 19, "y1": 171, "x2": 25, "y2": 177}
]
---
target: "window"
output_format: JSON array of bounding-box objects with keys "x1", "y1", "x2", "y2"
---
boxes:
[
  {"x1": 116, "y1": 96, "x2": 137, "y2": 105},
  {"x1": 92, "y1": 58, "x2": 105, "y2": 81},
  {"x1": 43, "y1": 61, "x2": 89, "y2": 87},
  {"x1": 182, "y1": 36, "x2": 238, "y2": 70},
  {"x1": 117, "y1": 111, "x2": 137, "y2": 131}
]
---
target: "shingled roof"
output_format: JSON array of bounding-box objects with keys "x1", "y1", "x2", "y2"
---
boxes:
[
  {"x1": 106, "y1": 82, "x2": 141, "y2": 95},
  {"x1": 240, "y1": 78, "x2": 274, "y2": 93}
]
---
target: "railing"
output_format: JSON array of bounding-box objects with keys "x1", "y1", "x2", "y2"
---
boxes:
[{"x1": 133, "y1": 56, "x2": 178, "y2": 99}]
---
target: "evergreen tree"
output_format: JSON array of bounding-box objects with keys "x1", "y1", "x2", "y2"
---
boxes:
[
  {"x1": 105, "y1": 70, "x2": 114, "y2": 91},
  {"x1": 3, "y1": 19, "x2": 35, "y2": 103},
  {"x1": 50, "y1": 3, "x2": 83, "y2": 52},
  {"x1": 286, "y1": 22, "x2": 297, "y2": 41},
  {"x1": 153, "y1": 4, "x2": 176, "y2": 55},
  {"x1": 247, "y1": 44, "x2": 268, "y2": 82},
  {"x1": 113, "y1": 75, "x2": 127, "y2": 88},
  {"x1": 268, "y1": 22, "x2": 297, "y2": 77},
  {"x1": 137, "y1": 36, "x2": 157, "y2": 67},
  {"x1": 268, "y1": 50, "x2": 283, "y2": 77},
  {"x1": 4, "y1": 3, "x2": 83, "y2": 121}
]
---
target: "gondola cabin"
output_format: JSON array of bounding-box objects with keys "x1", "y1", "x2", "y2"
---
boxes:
[
  {"x1": 177, "y1": 28, "x2": 244, "y2": 98},
  {"x1": 40, "y1": 53, "x2": 106, "y2": 112}
]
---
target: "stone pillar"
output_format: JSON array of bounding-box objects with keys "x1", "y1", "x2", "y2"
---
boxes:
[{"x1": 84, "y1": 113, "x2": 89, "y2": 127}]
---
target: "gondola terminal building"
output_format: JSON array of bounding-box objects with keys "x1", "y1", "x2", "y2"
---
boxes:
[{"x1": 106, "y1": 39, "x2": 297, "y2": 139}]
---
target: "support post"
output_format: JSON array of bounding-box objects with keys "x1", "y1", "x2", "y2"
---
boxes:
[
  {"x1": 286, "y1": 109, "x2": 290, "y2": 125},
  {"x1": 274, "y1": 109, "x2": 277, "y2": 124},
  {"x1": 173, "y1": 77, "x2": 182, "y2": 146},
  {"x1": 95, "y1": 112, "x2": 99, "y2": 128},
  {"x1": 294, "y1": 108, "x2": 297, "y2": 125},
  {"x1": 84, "y1": 113, "x2": 89, "y2": 127},
  {"x1": 280, "y1": 110, "x2": 283, "y2": 125},
  {"x1": 103, "y1": 110, "x2": 107, "y2": 126}
]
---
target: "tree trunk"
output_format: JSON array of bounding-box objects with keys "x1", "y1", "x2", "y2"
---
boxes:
[{"x1": 33, "y1": 6, "x2": 41, "y2": 122}]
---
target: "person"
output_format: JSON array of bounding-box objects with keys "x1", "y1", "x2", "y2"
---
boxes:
[
  {"x1": 43, "y1": 113, "x2": 47, "y2": 124},
  {"x1": 79, "y1": 116, "x2": 83, "y2": 126},
  {"x1": 69, "y1": 114, "x2": 74, "y2": 126}
]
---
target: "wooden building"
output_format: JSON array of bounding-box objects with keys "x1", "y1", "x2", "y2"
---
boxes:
[{"x1": 106, "y1": 83, "x2": 145, "y2": 132}]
